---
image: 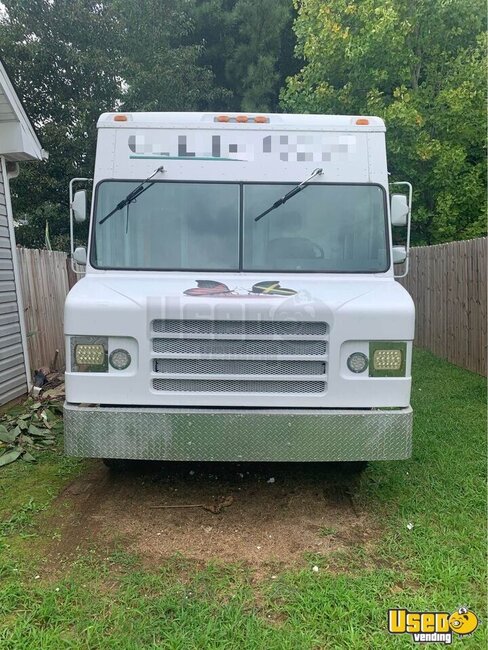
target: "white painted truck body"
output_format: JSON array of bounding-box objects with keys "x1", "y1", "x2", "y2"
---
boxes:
[{"x1": 64, "y1": 112, "x2": 414, "y2": 462}]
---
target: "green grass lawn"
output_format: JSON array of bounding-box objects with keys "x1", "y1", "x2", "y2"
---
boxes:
[{"x1": 0, "y1": 349, "x2": 486, "y2": 649}]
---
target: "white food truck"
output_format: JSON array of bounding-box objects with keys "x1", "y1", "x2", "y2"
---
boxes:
[{"x1": 65, "y1": 111, "x2": 414, "y2": 466}]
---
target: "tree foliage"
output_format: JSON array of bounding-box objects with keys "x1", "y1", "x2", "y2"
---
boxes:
[
  {"x1": 281, "y1": 0, "x2": 486, "y2": 244},
  {"x1": 0, "y1": 0, "x2": 235, "y2": 248},
  {"x1": 0, "y1": 1, "x2": 123, "y2": 247},
  {"x1": 112, "y1": 0, "x2": 230, "y2": 112},
  {"x1": 0, "y1": 0, "x2": 295, "y2": 248},
  {"x1": 0, "y1": 0, "x2": 484, "y2": 248},
  {"x1": 190, "y1": 0, "x2": 296, "y2": 112}
]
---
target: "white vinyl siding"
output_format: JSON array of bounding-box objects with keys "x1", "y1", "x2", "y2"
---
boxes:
[{"x1": 0, "y1": 159, "x2": 27, "y2": 404}]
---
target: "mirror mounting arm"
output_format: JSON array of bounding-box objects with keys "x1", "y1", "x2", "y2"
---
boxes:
[
  {"x1": 390, "y1": 181, "x2": 413, "y2": 279},
  {"x1": 69, "y1": 177, "x2": 92, "y2": 274}
]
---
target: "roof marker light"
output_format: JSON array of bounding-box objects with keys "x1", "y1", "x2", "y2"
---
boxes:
[
  {"x1": 213, "y1": 114, "x2": 270, "y2": 123},
  {"x1": 356, "y1": 118, "x2": 369, "y2": 125},
  {"x1": 113, "y1": 114, "x2": 128, "y2": 122}
]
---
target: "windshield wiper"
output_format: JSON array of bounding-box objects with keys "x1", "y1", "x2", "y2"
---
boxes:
[
  {"x1": 99, "y1": 165, "x2": 165, "y2": 225},
  {"x1": 254, "y1": 168, "x2": 323, "y2": 222}
]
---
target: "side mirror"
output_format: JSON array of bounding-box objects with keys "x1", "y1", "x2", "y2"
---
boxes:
[
  {"x1": 72, "y1": 190, "x2": 87, "y2": 223},
  {"x1": 390, "y1": 194, "x2": 409, "y2": 227},
  {"x1": 73, "y1": 246, "x2": 87, "y2": 266},
  {"x1": 392, "y1": 245, "x2": 407, "y2": 264}
]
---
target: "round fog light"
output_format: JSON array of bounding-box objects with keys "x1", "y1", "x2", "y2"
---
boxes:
[
  {"x1": 347, "y1": 352, "x2": 368, "y2": 374},
  {"x1": 109, "y1": 348, "x2": 131, "y2": 370}
]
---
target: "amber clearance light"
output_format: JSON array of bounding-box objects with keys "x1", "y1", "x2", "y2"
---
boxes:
[{"x1": 214, "y1": 115, "x2": 270, "y2": 124}]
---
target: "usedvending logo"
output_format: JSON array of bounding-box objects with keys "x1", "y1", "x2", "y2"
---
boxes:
[{"x1": 388, "y1": 607, "x2": 479, "y2": 644}]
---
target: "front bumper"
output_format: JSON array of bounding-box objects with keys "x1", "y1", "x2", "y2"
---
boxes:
[{"x1": 64, "y1": 403, "x2": 412, "y2": 462}]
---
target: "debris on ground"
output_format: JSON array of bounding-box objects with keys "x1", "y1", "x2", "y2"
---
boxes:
[
  {"x1": 0, "y1": 386, "x2": 64, "y2": 467},
  {"x1": 38, "y1": 371, "x2": 65, "y2": 400},
  {"x1": 149, "y1": 495, "x2": 234, "y2": 515},
  {"x1": 41, "y1": 383, "x2": 65, "y2": 402},
  {"x1": 33, "y1": 367, "x2": 50, "y2": 388},
  {"x1": 32, "y1": 370, "x2": 65, "y2": 398}
]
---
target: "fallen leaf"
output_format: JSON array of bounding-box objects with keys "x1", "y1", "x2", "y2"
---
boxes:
[
  {"x1": 0, "y1": 448, "x2": 22, "y2": 467},
  {"x1": 0, "y1": 430, "x2": 18, "y2": 444},
  {"x1": 28, "y1": 424, "x2": 46, "y2": 437}
]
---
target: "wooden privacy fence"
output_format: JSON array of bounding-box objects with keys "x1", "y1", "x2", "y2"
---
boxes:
[
  {"x1": 17, "y1": 248, "x2": 74, "y2": 372},
  {"x1": 399, "y1": 237, "x2": 487, "y2": 375}
]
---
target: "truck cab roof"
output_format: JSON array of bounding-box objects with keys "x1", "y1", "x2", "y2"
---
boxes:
[{"x1": 97, "y1": 112, "x2": 386, "y2": 132}]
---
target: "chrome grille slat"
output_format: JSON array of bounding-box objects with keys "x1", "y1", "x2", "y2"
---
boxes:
[
  {"x1": 153, "y1": 358, "x2": 326, "y2": 375},
  {"x1": 153, "y1": 379, "x2": 326, "y2": 394},
  {"x1": 152, "y1": 333, "x2": 326, "y2": 341},
  {"x1": 152, "y1": 338, "x2": 326, "y2": 356},
  {"x1": 153, "y1": 319, "x2": 327, "y2": 336}
]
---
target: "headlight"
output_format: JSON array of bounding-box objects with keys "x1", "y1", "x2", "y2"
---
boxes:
[
  {"x1": 369, "y1": 342, "x2": 406, "y2": 377},
  {"x1": 373, "y1": 349, "x2": 402, "y2": 370},
  {"x1": 109, "y1": 348, "x2": 131, "y2": 370},
  {"x1": 75, "y1": 344, "x2": 105, "y2": 366},
  {"x1": 347, "y1": 352, "x2": 368, "y2": 373},
  {"x1": 71, "y1": 336, "x2": 108, "y2": 372}
]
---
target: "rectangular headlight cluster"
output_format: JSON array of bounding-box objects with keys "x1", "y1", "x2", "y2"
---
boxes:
[
  {"x1": 71, "y1": 336, "x2": 108, "y2": 372},
  {"x1": 369, "y1": 342, "x2": 406, "y2": 377},
  {"x1": 75, "y1": 344, "x2": 105, "y2": 366},
  {"x1": 373, "y1": 349, "x2": 403, "y2": 370}
]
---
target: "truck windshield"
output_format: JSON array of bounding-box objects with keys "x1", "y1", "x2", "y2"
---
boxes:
[{"x1": 92, "y1": 181, "x2": 388, "y2": 272}]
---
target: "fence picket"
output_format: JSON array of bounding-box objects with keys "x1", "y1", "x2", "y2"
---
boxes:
[
  {"x1": 400, "y1": 237, "x2": 487, "y2": 376},
  {"x1": 16, "y1": 248, "x2": 76, "y2": 371}
]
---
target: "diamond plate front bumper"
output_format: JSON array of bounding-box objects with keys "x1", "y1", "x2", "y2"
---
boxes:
[{"x1": 63, "y1": 403, "x2": 412, "y2": 462}]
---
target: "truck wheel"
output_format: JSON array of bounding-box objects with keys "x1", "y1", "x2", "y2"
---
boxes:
[{"x1": 102, "y1": 458, "x2": 130, "y2": 471}]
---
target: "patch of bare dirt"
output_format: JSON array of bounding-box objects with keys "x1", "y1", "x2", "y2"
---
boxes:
[{"x1": 46, "y1": 461, "x2": 381, "y2": 568}]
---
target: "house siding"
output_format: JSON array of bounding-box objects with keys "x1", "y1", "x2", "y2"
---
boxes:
[{"x1": 0, "y1": 158, "x2": 27, "y2": 404}]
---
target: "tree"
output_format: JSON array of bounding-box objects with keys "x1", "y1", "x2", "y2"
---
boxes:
[
  {"x1": 113, "y1": 0, "x2": 229, "y2": 112},
  {"x1": 190, "y1": 0, "x2": 296, "y2": 112},
  {"x1": 281, "y1": 0, "x2": 486, "y2": 244},
  {"x1": 225, "y1": 0, "x2": 294, "y2": 112},
  {"x1": 0, "y1": 0, "x2": 227, "y2": 249},
  {"x1": 0, "y1": 0, "x2": 123, "y2": 247}
]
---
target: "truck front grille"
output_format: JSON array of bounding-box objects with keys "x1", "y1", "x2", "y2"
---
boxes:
[{"x1": 151, "y1": 319, "x2": 328, "y2": 395}]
